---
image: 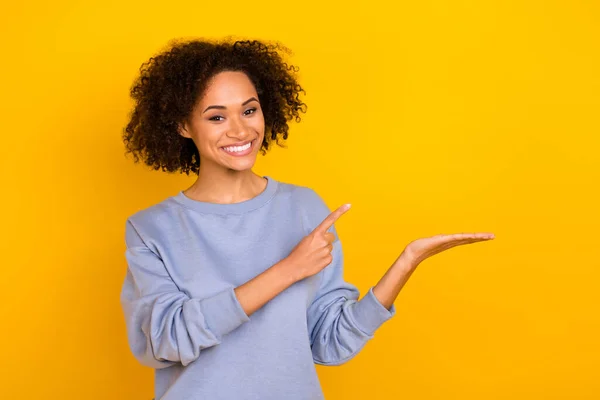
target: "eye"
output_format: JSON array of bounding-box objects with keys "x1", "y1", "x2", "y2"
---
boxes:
[
  {"x1": 244, "y1": 107, "x2": 257, "y2": 116},
  {"x1": 209, "y1": 115, "x2": 224, "y2": 121}
]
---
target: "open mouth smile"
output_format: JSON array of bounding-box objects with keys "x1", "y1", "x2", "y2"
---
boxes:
[{"x1": 221, "y1": 139, "x2": 256, "y2": 157}]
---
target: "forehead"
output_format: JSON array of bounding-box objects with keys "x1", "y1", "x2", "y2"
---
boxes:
[{"x1": 198, "y1": 71, "x2": 258, "y2": 106}]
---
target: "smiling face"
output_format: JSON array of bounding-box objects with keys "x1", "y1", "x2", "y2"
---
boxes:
[{"x1": 178, "y1": 70, "x2": 265, "y2": 173}]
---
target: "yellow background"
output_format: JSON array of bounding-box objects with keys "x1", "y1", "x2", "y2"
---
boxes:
[{"x1": 2, "y1": 0, "x2": 599, "y2": 399}]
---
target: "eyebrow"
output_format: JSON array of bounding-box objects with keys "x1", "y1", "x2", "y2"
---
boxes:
[{"x1": 202, "y1": 97, "x2": 259, "y2": 114}]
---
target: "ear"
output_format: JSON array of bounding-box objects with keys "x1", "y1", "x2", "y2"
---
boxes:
[{"x1": 178, "y1": 121, "x2": 191, "y2": 139}]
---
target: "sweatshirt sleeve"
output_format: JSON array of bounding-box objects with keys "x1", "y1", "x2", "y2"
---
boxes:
[
  {"x1": 120, "y1": 219, "x2": 250, "y2": 369},
  {"x1": 304, "y1": 191, "x2": 396, "y2": 366}
]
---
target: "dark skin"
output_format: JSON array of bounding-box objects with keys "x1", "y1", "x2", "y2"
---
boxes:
[
  {"x1": 122, "y1": 40, "x2": 307, "y2": 177},
  {"x1": 177, "y1": 70, "x2": 495, "y2": 315},
  {"x1": 177, "y1": 71, "x2": 267, "y2": 204}
]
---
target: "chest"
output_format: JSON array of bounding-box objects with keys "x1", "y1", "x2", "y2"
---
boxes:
[{"x1": 154, "y1": 210, "x2": 321, "y2": 311}]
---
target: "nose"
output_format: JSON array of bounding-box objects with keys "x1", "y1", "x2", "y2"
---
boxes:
[{"x1": 227, "y1": 115, "x2": 251, "y2": 140}]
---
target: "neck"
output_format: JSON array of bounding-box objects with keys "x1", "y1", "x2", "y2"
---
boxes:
[{"x1": 184, "y1": 166, "x2": 267, "y2": 204}]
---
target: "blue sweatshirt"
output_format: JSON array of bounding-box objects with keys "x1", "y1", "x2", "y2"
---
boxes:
[{"x1": 120, "y1": 175, "x2": 396, "y2": 400}]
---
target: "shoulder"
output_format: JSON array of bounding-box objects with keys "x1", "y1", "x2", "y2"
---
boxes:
[
  {"x1": 273, "y1": 178, "x2": 332, "y2": 233},
  {"x1": 275, "y1": 178, "x2": 330, "y2": 212},
  {"x1": 124, "y1": 196, "x2": 182, "y2": 245}
]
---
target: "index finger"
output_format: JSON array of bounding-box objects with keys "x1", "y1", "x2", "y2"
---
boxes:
[{"x1": 313, "y1": 204, "x2": 352, "y2": 235}]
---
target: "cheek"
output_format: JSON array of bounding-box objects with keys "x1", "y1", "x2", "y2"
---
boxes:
[
  {"x1": 196, "y1": 127, "x2": 222, "y2": 151},
  {"x1": 252, "y1": 115, "x2": 266, "y2": 134}
]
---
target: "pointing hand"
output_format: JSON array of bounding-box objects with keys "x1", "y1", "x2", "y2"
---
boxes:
[{"x1": 284, "y1": 204, "x2": 352, "y2": 281}]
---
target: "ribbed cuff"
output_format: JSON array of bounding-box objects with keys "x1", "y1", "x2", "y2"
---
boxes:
[
  {"x1": 198, "y1": 287, "x2": 250, "y2": 338},
  {"x1": 349, "y1": 287, "x2": 396, "y2": 336}
]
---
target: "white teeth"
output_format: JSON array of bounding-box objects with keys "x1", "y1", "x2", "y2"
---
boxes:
[{"x1": 223, "y1": 142, "x2": 251, "y2": 153}]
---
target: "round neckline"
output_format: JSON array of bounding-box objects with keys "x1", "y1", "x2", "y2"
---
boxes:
[{"x1": 172, "y1": 176, "x2": 278, "y2": 215}]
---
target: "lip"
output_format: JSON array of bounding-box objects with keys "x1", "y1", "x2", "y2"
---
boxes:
[
  {"x1": 221, "y1": 139, "x2": 254, "y2": 148},
  {"x1": 220, "y1": 139, "x2": 256, "y2": 157}
]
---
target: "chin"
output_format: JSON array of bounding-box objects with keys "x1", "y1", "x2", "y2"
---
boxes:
[
  {"x1": 228, "y1": 161, "x2": 257, "y2": 172},
  {"x1": 222, "y1": 155, "x2": 258, "y2": 172}
]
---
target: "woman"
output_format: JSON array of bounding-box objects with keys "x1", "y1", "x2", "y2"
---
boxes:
[{"x1": 120, "y1": 38, "x2": 494, "y2": 400}]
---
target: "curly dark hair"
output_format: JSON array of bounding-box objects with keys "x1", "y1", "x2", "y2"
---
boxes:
[{"x1": 122, "y1": 38, "x2": 307, "y2": 175}]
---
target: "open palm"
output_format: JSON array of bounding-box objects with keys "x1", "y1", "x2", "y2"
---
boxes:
[{"x1": 401, "y1": 232, "x2": 495, "y2": 267}]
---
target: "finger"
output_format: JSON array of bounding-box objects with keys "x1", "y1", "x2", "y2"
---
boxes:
[
  {"x1": 423, "y1": 236, "x2": 494, "y2": 260},
  {"x1": 323, "y1": 232, "x2": 336, "y2": 243},
  {"x1": 313, "y1": 204, "x2": 351, "y2": 234},
  {"x1": 450, "y1": 238, "x2": 492, "y2": 247},
  {"x1": 440, "y1": 232, "x2": 495, "y2": 242},
  {"x1": 421, "y1": 237, "x2": 491, "y2": 259},
  {"x1": 433, "y1": 238, "x2": 493, "y2": 253}
]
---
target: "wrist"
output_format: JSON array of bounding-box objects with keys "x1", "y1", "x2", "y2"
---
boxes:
[
  {"x1": 394, "y1": 253, "x2": 418, "y2": 273},
  {"x1": 274, "y1": 258, "x2": 302, "y2": 285}
]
